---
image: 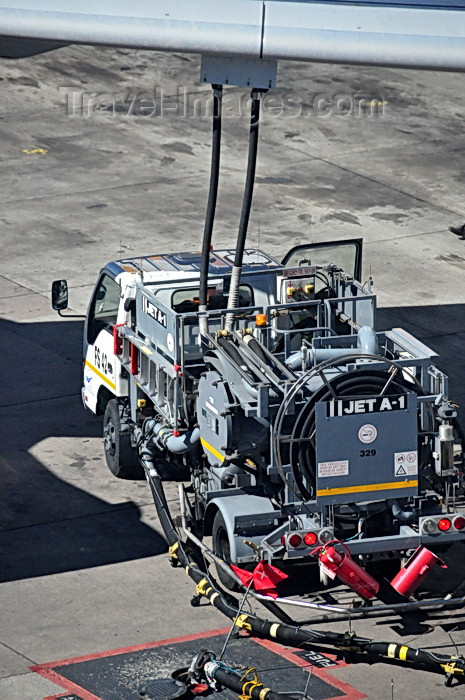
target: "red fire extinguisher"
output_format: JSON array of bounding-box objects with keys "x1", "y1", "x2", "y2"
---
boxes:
[
  {"x1": 390, "y1": 546, "x2": 447, "y2": 597},
  {"x1": 311, "y1": 540, "x2": 380, "y2": 601}
]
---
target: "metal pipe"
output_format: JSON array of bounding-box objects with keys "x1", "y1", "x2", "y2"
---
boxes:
[
  {"x1": 285, "y1": 326, "x2": 379, "y2": 369},
  {"x1": 154, "y1": 422, "x2": 200, "y2": 454},
  {"x1": 273, "y1": 595, "x2": 465, "y2": 625}
]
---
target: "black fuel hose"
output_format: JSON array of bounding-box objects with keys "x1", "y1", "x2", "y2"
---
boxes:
[
  {"x1": 225, "y1": 91, "x2": 264, "y2": 331},
  {"x1": 233, "y1": 92, "x2": 261, "y2": 271},
  {"x1": 233, "y1": 615, "x2": 465, "y2": 682},
  {"x1": 247, "y1": 337, "x2": 270, "y2": 364},
  {"x1": 199, "y1": 84, "x2": 222, "y2": 337},
  {"x1": 211, "y1": 664, "x2": 299, "y2": 700},
  {"x1": 146, "y1": 468, "x2": 239, "y2": 621},
  {"x1": 217, "y1": 336, "x2": 247, "y2": 369}
]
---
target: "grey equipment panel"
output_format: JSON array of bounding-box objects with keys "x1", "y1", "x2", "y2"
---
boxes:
[{"x1": 315, "y1": 392, "x2": 419, "y2": 505}]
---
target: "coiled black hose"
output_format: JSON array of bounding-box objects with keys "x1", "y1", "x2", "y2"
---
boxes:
[{"x1": 289, "y1": 368, "x2": 432, "y2": 501}]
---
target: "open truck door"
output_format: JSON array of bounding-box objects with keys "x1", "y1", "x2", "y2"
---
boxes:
[{"x1": 282, "y1": 238, "x2": 363, "y2": 282}]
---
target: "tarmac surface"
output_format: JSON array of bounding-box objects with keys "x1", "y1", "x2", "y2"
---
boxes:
[{"x1": 2, "y1": 44, "x2": 465, "y2": 700}]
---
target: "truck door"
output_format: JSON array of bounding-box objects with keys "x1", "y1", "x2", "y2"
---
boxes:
[
  {"x1": 83, "y1": 272, "x2": 122, "y2": 414},
  {"x1": 282, "y1": 238, "x2": 363, "y2": 281}
]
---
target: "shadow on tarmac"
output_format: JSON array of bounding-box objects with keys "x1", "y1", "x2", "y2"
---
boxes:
[
  {"x1": 377, "y1": 304, "x2": 465, "y2": 417},
  {"x1": 0, "y1": 317, "x2": 166, "y2": 584},
  {"x1": 2, "y1": 302, "x2": 465, "y2": 583}
]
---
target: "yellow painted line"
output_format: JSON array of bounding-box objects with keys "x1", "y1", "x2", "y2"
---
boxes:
[
  {"x1": 200, "y1": 437, "x2": 225, "y2": 463},
  {"x1": 85, "y1": 359, "x2": 116, "y2": 390},
  {"x1": 23, "y1": 147, "x2": 48, "y2": 155},
  {"x1": 317, "y1": 480, "x2": 418, "y2": 497}
]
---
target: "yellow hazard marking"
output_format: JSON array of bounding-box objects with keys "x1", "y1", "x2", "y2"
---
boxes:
[
  {"x1": 387, "y1": 644, "x2": 397, "y2": 659},
  {"x1": 200, "y1": 438, "x2": 225, "y2": 463},
  {"x1": 269, "y1": 623, "x2": 280, "y2": 638},
  {"x1": 399, "y1": 646, "x2": 409, "y2": 661},
  {"x1": 316, "y1": 480, "x2": 418, "y2": 498},
  {"x1": 235, "y1": 614, "x2": 252, "y2": 631},
  {"x1": 141, "y1": 346, "x2": 153, "y2": 355},
  {"x1": 85, "y1": 359, "x2": 116, "y2": 390},
  {"x1": 441, "y1": 660, "x2": 465, "y2": 676},
  {"x1": 195, "y1": 578, "x2": 210, "y2": 596},
  {"x1": 240, "y1": 681, "x2": 262, "y2": 700},
  {"x1": 23, "y1": 147, "x2": 48, "y2": 155}
]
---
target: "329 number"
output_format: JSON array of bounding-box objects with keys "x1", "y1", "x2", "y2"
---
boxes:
[{"x1": 360, "y1": 449, "x2": 377, "y2": 457}]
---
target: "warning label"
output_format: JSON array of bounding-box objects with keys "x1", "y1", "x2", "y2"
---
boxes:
[
  {"x1": 318, "y1": 460, "x2": 349, "y2": 478},
  {"x1": 394, "y1": 451, "x2": 418, "y2": 477},
  {"x1": 358, "y1": 423, "x2": 377, "y2": 444}
]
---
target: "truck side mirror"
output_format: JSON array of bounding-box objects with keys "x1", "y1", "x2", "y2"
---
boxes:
[{"x1": 51, "y1": 279, "x2": 69, "y2": 311}]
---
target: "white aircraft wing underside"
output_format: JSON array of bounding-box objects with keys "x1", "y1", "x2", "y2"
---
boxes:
[{"x1": 0, "y1": 0, "x2": 465, "y2": 70}]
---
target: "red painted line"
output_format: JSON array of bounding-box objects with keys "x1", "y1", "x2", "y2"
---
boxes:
[
  {"x1": 33, "y1": 627, "x2": 365, "y2": 700},
  {"x1": 254, "y1": 637, "x2": 367, "y2": 700},
  {"x1": 31, "y1": 626, "x2": 230, "y2": 670},
  {"x1": 34, "y1": 666, "x2": 101, "y2": 700}
]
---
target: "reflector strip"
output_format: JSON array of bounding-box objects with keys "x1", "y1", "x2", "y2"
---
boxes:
[
  {"x1": 200, "y1": 438, "x2": 225, "y2": 463},
  {"x1": 270, "y1": 623, "x2": 280, "y2": 638},
  {"x1": 84, "y1": 359, "x2": 116, "y2": 390},
  {"x1": 316, "y1": 480, "x2": 418, "y2": 497}
]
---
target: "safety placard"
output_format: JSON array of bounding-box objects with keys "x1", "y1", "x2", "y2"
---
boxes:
[
  {"x1": 394, "y1": 450, "x2": 418, "y2": 476},
  {"x1": 318, "y1": 460, "x2": 349, "y2": 478},
  {"x1": 358, "y1": 424, "x2": 377, "y2": 444}
]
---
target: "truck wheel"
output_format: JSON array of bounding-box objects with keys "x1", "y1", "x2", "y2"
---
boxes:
[
  {"x1": 103, "y1": 399, "x2": 144, "y2": 480},
  {"x1": 212, "y1": 511, "x2": 242, "y2": 592}
]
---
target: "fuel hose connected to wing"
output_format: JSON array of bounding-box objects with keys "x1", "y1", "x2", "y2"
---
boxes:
[
  {"x1": 199, "y1": 84, "x2": 222, "y2": 338},
  {"x1": 225, "y1": 90, "x2": 264, "y2": 332},
  {"x1": 143, "y1": 460, "x2": 465, "y2": 685}
]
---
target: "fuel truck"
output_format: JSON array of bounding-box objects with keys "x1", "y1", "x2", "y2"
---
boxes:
[{"x1": 52, "y1": 236, "x2": 465, "y2": 589}]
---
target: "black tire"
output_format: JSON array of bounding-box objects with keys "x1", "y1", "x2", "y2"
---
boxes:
[
  {"x1": 212, "y1": 511, "x2": 242, "y2": 592},
  {"x1": 103, "y1": 399, "x2": 144, "y2": 479}
]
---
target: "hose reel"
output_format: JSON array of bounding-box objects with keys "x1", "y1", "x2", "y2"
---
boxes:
[{"x1": 274, "y1": 358, "x2": 433, "y2": 502}]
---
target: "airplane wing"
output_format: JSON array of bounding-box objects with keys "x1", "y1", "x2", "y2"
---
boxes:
[{"x1": 0, "y1": 0, "x2": 465, "y2": 71}]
